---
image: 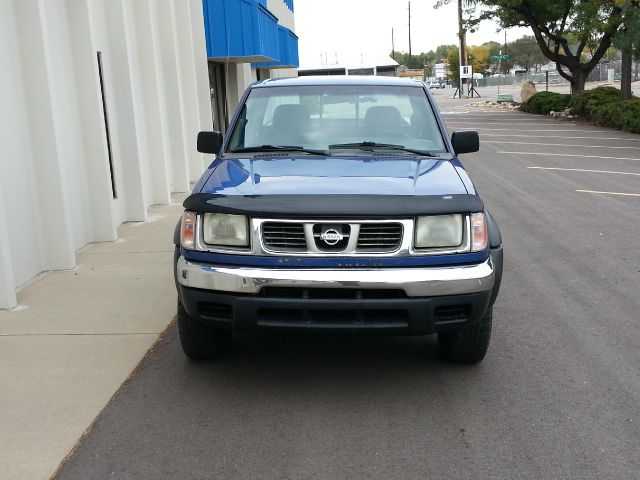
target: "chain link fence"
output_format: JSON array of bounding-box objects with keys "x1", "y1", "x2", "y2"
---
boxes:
[
  {"x1": 474, "y1": 61, "x2": 640, "y2": 88},
  {"x1": 475, "y1": 72, "x2": 568, "y2": 88}
]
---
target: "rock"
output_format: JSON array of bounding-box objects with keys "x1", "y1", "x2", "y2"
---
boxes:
[
  {"x1": 521, "y1": 80, "x2": 537, "y2": 103},
  {"x1": 469, "y1": 100, "x2": 521, "y2": 111}
]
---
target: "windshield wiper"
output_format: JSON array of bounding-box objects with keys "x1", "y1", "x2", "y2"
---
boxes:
[
  {"x1": 229, "y1": 145, "x2": 330, "y2": 156},
  {"x1": 328, "y1": 142, "x2": 437, "y2": 157}
]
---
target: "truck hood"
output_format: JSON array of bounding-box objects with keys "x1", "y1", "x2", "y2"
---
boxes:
[{"x1": 199, "y1": 156, "x2": 469, "y2": 196}]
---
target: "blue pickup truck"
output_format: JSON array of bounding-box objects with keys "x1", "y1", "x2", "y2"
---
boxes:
[{"x1": 173, "y1": 76, "x2": 503, "y2": 363}]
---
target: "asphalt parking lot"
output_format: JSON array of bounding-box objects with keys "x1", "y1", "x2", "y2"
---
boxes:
[{"x1": 55, "y1": 98, "x2": 640, "y2": 480}]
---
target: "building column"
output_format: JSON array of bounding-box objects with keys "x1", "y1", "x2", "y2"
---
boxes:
[
  {"x1": 188, "y1": 0, "x2": 214, "y2": 135},
  {"x1": 100, "y1": 0, "x2": 149, "y2": 221},
  {"x1": 65, "y1": 0, "x2": 118, "y2": 241},
  {"x1": 151, "y1": 0, "x2": 190, "y2": 193},
  {"x1": 226, "y1": 63, "x2": 254, "y2": 117},
  {"x1": 131, "y1": 0, "x2": 173, "y2": 205},
  {"x1": 171, "y1": 0, "x2": 204, "y2": 182},
  {"x1": 0, "y1": 191, "x2": 17, "y2": 309},
  {"x1": 0, "y1": 1, "x2": 18, "y2": 309},
  {"x1": 13, "y1": 0, "x2": 76, "y2": 271},
  {"x1": 0, "y1": 0, "x2": 40, "y2": 296}
]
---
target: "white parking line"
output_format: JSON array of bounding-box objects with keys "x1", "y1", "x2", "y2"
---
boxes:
[
  {"x1": 498, "y1": 151, "x2": 640, "y2": 161},
  {"x1": 486, "y1": 141, "x2": 640, "y2": 151},
  {"x1": 441, "y1": 113, "x2": 529, "y2": 116},
  {"x1": 482, "y1": 133, "x2": 640, "y2": 142},
  {"x1": 447, "y1": 123, "x2": 562, "y2": 127},
  {"x1": 459, "y1": 128, "x2": 613, "y2": 133},
  {"x1": 576, "y1": 190, "x2": 640, "y2": 197},
  {"x1": 527, "y1": 166, "x2": 640, "y2": 176}
]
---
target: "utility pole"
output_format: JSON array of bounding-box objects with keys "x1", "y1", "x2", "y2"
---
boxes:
[
  {"x1": 457, "y1": 0, "x2": 466, "y2": 97},
  {"x1": 408, "y1": 2, "x2": 412, "y2": 57},
  {"x1": 503, "y1": 30, "x2": 507, "y2": 76},
  {"x1": 391, "y1": 28, "x2": 395, "y2": 60}
]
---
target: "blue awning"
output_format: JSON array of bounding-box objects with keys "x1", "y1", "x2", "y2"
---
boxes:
[
  {"x1": 202, "y1": 0, "x2": 280, "y2": 63},
  {"x1": 252, "y1": 26, "x2": 299, "y2": 69}
]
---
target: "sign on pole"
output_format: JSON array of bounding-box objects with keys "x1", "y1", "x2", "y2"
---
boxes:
[{"x1": 460, "y1": 65, "x2": 473, "y2": 79}]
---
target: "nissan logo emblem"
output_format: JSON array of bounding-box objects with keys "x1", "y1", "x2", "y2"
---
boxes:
[{"x1": 320, "y1": 229, "x2": 343, "y2": 246}]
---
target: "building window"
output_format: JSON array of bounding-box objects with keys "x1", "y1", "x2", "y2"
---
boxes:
[{"x1": 208, "y1": 62, "x2": 228, "y2": 133}]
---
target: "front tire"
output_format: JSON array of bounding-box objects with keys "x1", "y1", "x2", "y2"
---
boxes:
[
  {"x1": 438, "y1": 307, "x2": 492, "y2": 363},
  {"x1": 177, "y1": 301, "x2": 231, "y2": 360}
]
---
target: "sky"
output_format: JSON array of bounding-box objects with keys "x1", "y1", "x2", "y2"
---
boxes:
[{"x1": 294, "y1": 0, "x2": 530, "y2": 69}]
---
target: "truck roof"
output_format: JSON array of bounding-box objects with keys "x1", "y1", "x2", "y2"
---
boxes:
[{"x1": 252, "y1": 75, "x2": 426, "y2": 88}]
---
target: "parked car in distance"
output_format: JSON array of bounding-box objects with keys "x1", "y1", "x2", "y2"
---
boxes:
[{"x1": 174, "y1": 76, "x2": 503, "y2": 363}]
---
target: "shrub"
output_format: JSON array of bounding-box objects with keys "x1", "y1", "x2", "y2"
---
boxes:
[
  {"x1": 520, "y1": 92, "x2": 572, "y2": 115},
  {"x1": 521, "y1": 86, "x2": 639, "y2": 134},
  {"x1": 618, "y1": 99, "x2": 640, "y2": 134},
  {"x1": 569, "y1": 87, "x2": 621, "y2": 118},
  {"x1": 590, "y1": 102, "x2": 620, "y2": 128},
  {"x1": 591, "y1": 98, "x2": 640, "y2": 134}
]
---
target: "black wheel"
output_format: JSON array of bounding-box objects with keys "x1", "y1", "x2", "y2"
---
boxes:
[
  {"x1": 438, "y1": 307, "x2": 492, "y2": 363},
  {"x1": 177, "y1": 301, "x2": 231, "y2": 360}
]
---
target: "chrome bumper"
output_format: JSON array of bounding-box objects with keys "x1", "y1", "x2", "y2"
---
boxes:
[{"x1": 176, "y1": 256, "x2": 495, "y2": 297}]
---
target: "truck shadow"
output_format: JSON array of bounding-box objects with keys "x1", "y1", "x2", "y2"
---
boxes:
[{"x1": 162, "y1": 325, "x2": 488, "y2": 393}]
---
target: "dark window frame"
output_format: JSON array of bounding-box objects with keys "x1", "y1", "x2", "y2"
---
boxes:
[{"x1": 96, "y1": 51, "x2": 117, "y2": 199}]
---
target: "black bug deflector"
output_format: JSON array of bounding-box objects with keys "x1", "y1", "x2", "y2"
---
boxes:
[{"x1": 183, "y1": 193, "x2": 484, "y2": 218}]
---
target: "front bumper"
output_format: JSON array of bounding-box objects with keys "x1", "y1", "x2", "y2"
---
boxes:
[
  {"x1": 176, "y1": 256, "x2": 495, "y2": 297},
  {"x1": 176, "y1": 255, "x2": 497, "y2": 334}
]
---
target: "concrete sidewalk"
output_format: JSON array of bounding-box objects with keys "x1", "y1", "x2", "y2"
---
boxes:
[{"x1": 0, "y1": 196, "x2": 184, "y2": 480}]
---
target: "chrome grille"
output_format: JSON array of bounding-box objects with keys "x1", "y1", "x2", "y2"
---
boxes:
[
  {"x1": 357, "y1": 223, "x2": 403, "y2": 251},
  {"x1": 262, "y1": 222, "x2": 306, "y2": 251},
  {"x1": 261, "y1": 221, "x2": 404, "y2": 254}
]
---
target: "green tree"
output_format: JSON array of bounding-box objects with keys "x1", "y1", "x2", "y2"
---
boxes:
[
  {"x1": 393, "y1": 51, "x2": 424, "y2": 69},
  {"x1": 469, "y1": 44, "x2": 491, "y2": 73},
  {"x1": 613, "y1": 0, "x2": 640, "y2": 100},
  {"x1": 481, "y1": 40, "x2": 513, "y2": 73},
  {"x1": 508, "y1": 35, "x2": 548, "y2": 71},
  {"x1": 438, "y1": 0, "x2": 625, "y2": 93},
  {"x1": 435, "y1": 44, "x2": 457, "y2": 61},
  {"x1": 447, "y1": 47, "x2": 460, "y2": 83}
]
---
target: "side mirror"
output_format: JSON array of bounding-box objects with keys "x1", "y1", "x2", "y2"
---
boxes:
[
  {"x1": 197, "y1": 131, "x2": 223, "y2": 154},
  {"x1": 451, "y1": 131, "x2": 479, "y2": 154}
]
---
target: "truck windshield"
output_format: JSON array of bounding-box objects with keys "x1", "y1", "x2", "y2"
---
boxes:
[{"x1": 227, "y1": 85, "x2": 447, "y2": 154}]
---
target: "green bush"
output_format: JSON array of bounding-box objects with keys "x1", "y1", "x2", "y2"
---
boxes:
[
  {"x1": 569, "y1": 87, "x2": 621, "y2": 118},
  {"x1": 520, "y1": 92, "x2": 572, "y2": 115},
  {"x1": 618, "y1": 99, "x2": 640, "y2": 134},
  {"x1": 591, "y1": 98, "x2": 640, "y2": 134},
  {"x1": 590, "y1": 102, "x2": 620, "y2": 127},
  {"x1": 521, "y1": 86, "x2": 639, "y2": 134}
]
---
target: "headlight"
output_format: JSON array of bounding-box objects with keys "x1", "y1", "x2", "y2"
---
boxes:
[
  {"x1": 415, "y1": 214, "x2": 463, "y2": 249},
  {"x1": 202, "y1": 213, "x2": 249, "y2": 247}
]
